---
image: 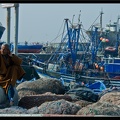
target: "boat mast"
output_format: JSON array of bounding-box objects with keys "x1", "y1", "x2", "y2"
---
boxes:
[
  {"x1": 6, "y1": 7, "x2": 11, "y2": 45},
  {"x1": 78, "y1": 10, "x2": 81, "y2": 24},
  {"x1": 65, "y1": 18, "x2": 81, "y2": 66},
  {"x1": 100, "y1": 9, "x2": 104, "y2": 35},
  {"x1": 72, "y1": 14, "x2": 75, "y2": 26},
  {"x1": 116, "y1": 15, "x2": 120, "y2": 48}
]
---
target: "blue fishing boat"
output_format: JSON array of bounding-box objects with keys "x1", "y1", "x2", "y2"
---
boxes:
[
  {"x1": 0, "y1": 42, "x2": 43, "y2": 53},
  {"x1": 0, "y1": 22, "x2": 5, "y2": 39},
  {"x1": 26, "y1": 13, "x2": 120, "y2": 90},
  {"x1": 26, "y1": 16, "x2": 93, "y2": 88},
  {"x1": 17, "y1": 42, "x2": 43, "y2": 53}
]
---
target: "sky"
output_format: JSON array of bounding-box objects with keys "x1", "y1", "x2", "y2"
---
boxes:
[{"x1": 0, "y1": 3, "x2": 120, "y2": 44}]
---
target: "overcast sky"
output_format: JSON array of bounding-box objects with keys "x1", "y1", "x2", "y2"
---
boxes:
[{"x1": 0, "y1": 3, "x2": 120, "y2": 44}]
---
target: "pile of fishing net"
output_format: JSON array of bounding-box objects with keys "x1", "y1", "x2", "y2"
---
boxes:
[
  {"x1": 16, "y1": 78, "x2": 65, "y2": 99},
  {"x1": 76, "y1": 101, "x2": 120, "y2": 116},
  {"x1": 99, "y1": 91, "x2": 120, "y2": 106},
  {"x1": 38, "y1": 99, "x2": 81, "y2": 114},
  {"x1": 18, "y1": 92, "x2": 72, "y2": 109},
  {"x1": 76, "y1": 91, "x2": 120, "y2": 116}
]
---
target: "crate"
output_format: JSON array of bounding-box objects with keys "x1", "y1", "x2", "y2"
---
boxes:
[
  {"x1": 104, "y1": 63, "x2": 120, "y2": 73},
  {"x1": 114, "y1": 58, "x2": 120, "y2": 63}
]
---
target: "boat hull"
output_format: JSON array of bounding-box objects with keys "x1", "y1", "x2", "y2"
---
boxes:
[
  {"x1": 18, "y1": 49, "x2": 41, "y2": 53},
  {"x1": 0, "y1": 25, "x2": 5, "y2": 39},
  {"x1": 17, "y1": 44, "x2": 43, "y2": 53}
]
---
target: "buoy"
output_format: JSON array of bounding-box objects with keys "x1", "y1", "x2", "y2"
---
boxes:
[
  {"x1": 105, "y1": 39, "x2": 109, "y2": 42},
  {"x1": 81, "y1": 82, "x2": 84, "y2": 86},
  {"x1": 100, "y1": 66, "x2": 104, "y2": 71},
  {"x1": 102, "y1": 38, "x2": 106, "y2": 42},
  {"x1": 94, "y1": 63, "x2": 99, "y2": 69},
  {"x1": 95, "y1": 65, "x2": 99, "y2": 69},
  {"x1": 100, "y1": 37, "x2": 103, "y2": 40}
]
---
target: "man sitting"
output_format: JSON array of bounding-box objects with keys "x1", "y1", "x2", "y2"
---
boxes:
[{"x1": 0, "y1": 43, "x2": 25, "y2": 106}]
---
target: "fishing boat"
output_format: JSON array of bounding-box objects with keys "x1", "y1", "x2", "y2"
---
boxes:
[
  {"x1": 26, "y1": 13, "x2": 120, "y2": 90},
  {"x1": 0, "y1": 42, "x2": 43, "y2": 53},
  {"x1": 0, "y1": 22, "x2": 5, "y2": 40},
  {"x1": 86, "y1": 10, "x2": 120, "y2": 48},
  {"x1": 17, "y1": 42, "x2": 43, "y2": 53},
  {"x1": 26, "y1": 16, "x2": 96, "y2": 88},
  {"x1": 0, "y1": 22, "x2": 6, "y2": 48}
]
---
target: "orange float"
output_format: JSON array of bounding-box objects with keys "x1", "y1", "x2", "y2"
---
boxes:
[
  {"x1": 102, "y1": 38, "x2": 106, "y2": 42},
  {"x1": 100, "y1": 37, "x2": 103, "y2": 40},
  {"x1": 100, "y1": 66, "x2": 104, "y2": 71},
  {"x1": 105, "y1": 39, "x2": 109, "y2": 42}
]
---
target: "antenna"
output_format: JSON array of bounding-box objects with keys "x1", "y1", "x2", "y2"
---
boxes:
[
  {"x1": 78, "y1": 10, "x2": 81, "y2": 24},
  {"x1": 72, "y1": 14, "x2": 75, "y2": 26},
  {"x1": 100, "y1": 8, "x2": 104, "y2": 34}
]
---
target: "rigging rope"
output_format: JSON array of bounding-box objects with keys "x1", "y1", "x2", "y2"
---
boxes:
[
  {"x1": 88, "y1": 13, "x2": 101, "y2": 31},
  {"x1": 49, "y1": 20, "x2": 65, "y2": 43}
]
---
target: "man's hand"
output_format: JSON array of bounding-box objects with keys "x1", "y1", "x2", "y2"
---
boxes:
[{"x1": 9, "y1": 51, "x2": 13, "y2": 57}]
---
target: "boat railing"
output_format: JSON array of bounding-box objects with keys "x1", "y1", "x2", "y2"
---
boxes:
[
  {"x1": 102, "y1": 55, "x2": 114, "y2": 64},
  {"x1": 32, "y1": 58, "x2": 47, "y2": 68}
]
